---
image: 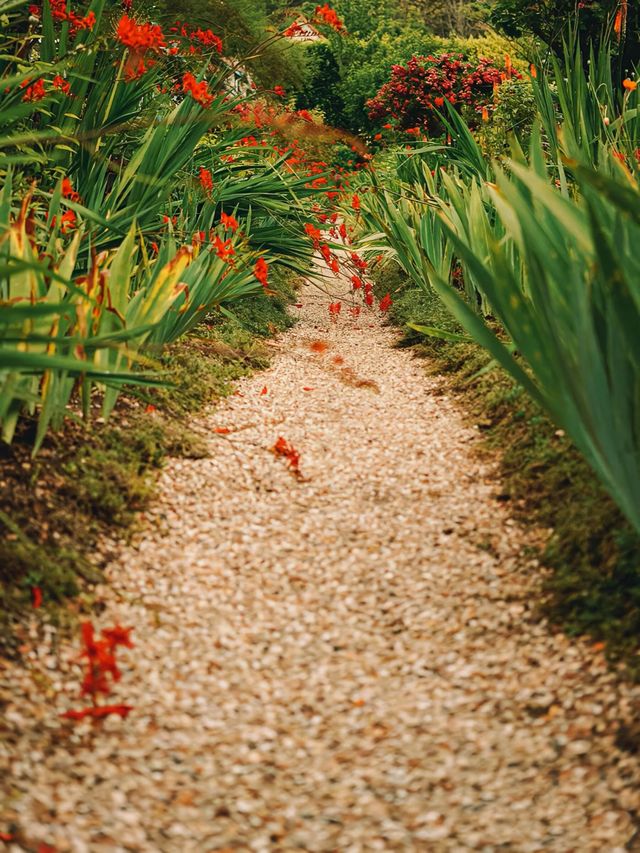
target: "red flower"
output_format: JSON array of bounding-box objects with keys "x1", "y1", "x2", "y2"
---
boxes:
[
  {"x1": 31, "y1": 586, "x2": 43, "y2": 609},
  {"x1": 254, "y1": 258, "x2": 269, "y2": 287},
  {"x1": 199, "y1": 166, "x2": 213, "y2": 193},
  {"x1": 351, "y1": 194, "x2": 361, "y2": 211},
  {"x1": 52, "y1": 74, "x2": 71, "y2": 95},
  {"x1": 328, "y1": 301, "x2": 342, "y2": 317},
  {"x1": 351, "y1": 275, "x2": 363, "y2": 290},
  {"x1": 21, "y1": 78, "x2": 46, "y2": 102},
  {"x1": 314, "y1": 3, "x2": 345, "y2": 32},
  {"x1": 220, "y1": 212, "x2": 239, "y2": 232},
  {"x1": 40, "y1": 0, "x2": 95, "y2": 33},
  {"x1": 182, "y1": 72, "x2": 213, "y2": 108},
  {"x1": 304, "y1": 222, "x2": 322, "y2": 246},
  {"x1": 61, "y1": 176, "x2": 80, "y2": 202},
  {"x1": 213, "y1": 236, "x2": 235, "y2": 262},
  {"x1": 284, "y1": 21, "x2": 304, "y2": 37},
  {"x1": 102, "y1": 625, "x2": 135, "y2": 649},
  {"x1": 52, "y1": 209, "x2": 77, "y2": 234},
  {"x1": 379, "y1": 293, "x2": 393, "y2": 312},
  {"x1": 191, "y1": 28, "x2": 222, "y2": 53},
  {"x1": 116, "y1": 14, "x2": 166, "y2": 51},
  {"x1": 273, "y1": 86, "x2": 286, "y2": 98},
  {"x1": 350, "y1": 306, "x2": 361, "y2": 318},
  {"x1": 365, "y1": 291, "x2": 374, "y2": 307},
  {"x1": 272, "y1": 436, "x2": 301, "y2": 476},
  {"x1": 350, "y1": 252, "x2": 368, "y2": 272}
]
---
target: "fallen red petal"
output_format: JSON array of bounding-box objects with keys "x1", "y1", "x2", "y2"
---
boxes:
[
  {"x1": 214, "y1": 427, "x2": 231, "y2": 434},
  {"x1": 61, "y1": 704, "x2": 134, "y2": 721}
]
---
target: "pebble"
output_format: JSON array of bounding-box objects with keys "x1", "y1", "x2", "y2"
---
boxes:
[{"x1": 1, "y1": 272, "x2": 639, "y2": 850}]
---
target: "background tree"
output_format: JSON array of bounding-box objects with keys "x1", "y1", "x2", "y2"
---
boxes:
[{"x1": 488, "y1": 0, "x2": 639, "y2": 74}]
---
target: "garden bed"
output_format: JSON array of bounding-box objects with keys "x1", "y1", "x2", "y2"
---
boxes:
[{"x1": 0, "y1": 276, "x2": 297, "y2": 655}]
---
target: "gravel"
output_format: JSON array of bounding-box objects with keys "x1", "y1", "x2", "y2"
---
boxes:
[{"x1": 1, "y1": 273, "x2": 640, "y2": 851}]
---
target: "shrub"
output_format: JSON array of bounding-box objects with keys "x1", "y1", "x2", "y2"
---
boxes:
[{"x1": 367, "y1": 53, "x2": 514, "y2": 133}]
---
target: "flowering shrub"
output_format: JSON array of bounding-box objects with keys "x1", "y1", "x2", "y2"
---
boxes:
[{"x1": 367, "y1": 53, "x2": 515, "y2": 133}]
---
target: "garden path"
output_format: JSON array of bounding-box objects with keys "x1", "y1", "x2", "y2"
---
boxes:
[{"x1": 2, "y1": 271, "x2": 640, "y2": 851}]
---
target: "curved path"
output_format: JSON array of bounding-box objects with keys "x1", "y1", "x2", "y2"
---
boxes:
[{"x1": 2, "y1": 275, "x2": 640, "y2": 851}]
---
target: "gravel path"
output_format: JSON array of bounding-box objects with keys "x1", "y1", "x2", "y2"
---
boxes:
[{"x1": 2, "y1": 273, "x2": 640, "y2": 852}]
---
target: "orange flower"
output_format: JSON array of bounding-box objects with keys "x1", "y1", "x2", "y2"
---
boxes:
[
  {"x1": 530, "y1": 63, "x2": 537, "y2": 79},
  {"x1": 61, "y1": 176, "x2": 80, "y2": 202},
  {"x1": 623, "y1": 78, "x2": 637, "y2": 92},
  {"x1": 59, "y1": 209, "x2": 76, "y2": 233},
  {"x1": 481, "y1": 106, "x2": 490, "y2": 122},
  {"x1": 614, "y1": 1, "x2": 627, "y2": 40}
]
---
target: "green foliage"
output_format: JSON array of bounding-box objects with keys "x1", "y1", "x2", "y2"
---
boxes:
[
  {"x1": 355, "y1": 42, "x2": 640, "y2": 536},
  {"x1": 0, "y1": 0, "x2": 323, "y2": 448},
  {"x1": 477, "y1": 78, "x2": 537, "y2": 157},
  {"x1": 299, "y1": 19, "x2": 529, "y2": 134}
]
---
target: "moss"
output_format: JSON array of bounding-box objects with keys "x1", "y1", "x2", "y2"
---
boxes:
[
  {"x1": 0, "y1": 271, "x2": 299, "y2": 652},
  {"x1": 376, "y1": 264, "x2": 640, "y2": 678}
]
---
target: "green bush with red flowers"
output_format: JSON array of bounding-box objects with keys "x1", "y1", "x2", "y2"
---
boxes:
[{"x1": 366, "y1": 53, "x2": 517, "y2": 135}]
